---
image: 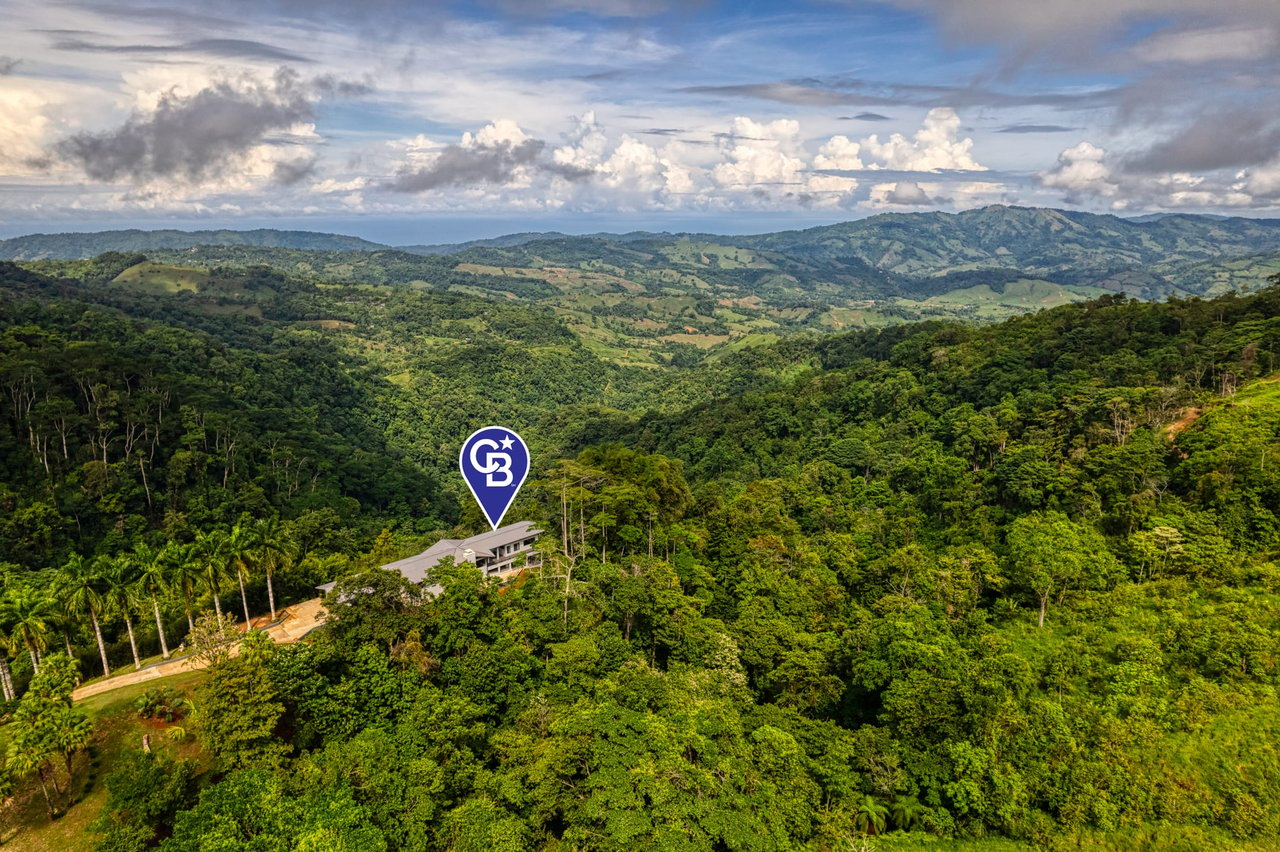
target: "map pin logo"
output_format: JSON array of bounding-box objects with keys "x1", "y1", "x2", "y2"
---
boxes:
[{"x1": 459, "y1": 426, "x2": 530, "y2": 530}]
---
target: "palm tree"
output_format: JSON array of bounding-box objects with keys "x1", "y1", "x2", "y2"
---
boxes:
[
  {"x1": 0, "y1": 585, "x2": 57, "y2": 673},
  {"x1": 47, "y1": 702, "x2": 93, "y2": 790},
  {"x1": 101, "y1": 555, "x2": 144, "y2": 670},
  {"x1": 890, "y1": 795, "x2": 926, "y2": 832},
  {"x1": 250, "y1": 517, "x2": 292, "y2": 622},
  {"x1": 227, "y1": 524, "x2": 256, "y2": 628},
  {"x1": 56, "y1": 554, "x2": 111, "y2": 678},
  {"x1": 7, "y1": 731, "x2": 58, "y2": 818},
  {"x1": 0, "y1": 649, "x2": 13, "y2": 700},
  {"x1": 0, "y1": 598, "x2": 16, "y2": 701},
  {"x1": 194, "y1": 530, "x2": 230, "y2": 625},
  {"x1": 853, "y1": 794, "x2": 889, "y2": 836},
  {"x1": 163, "y1": 542, "x2": 202, "y2": 632},
  {"x1": 133, "y1": 542, "x2": 171, "y2": 660},
  {"x1": 53, "y1": 608, "x2": 75, "y2": 658},
  {"x1": 0, "y1": 567, "x2": 14, "y2": 700}
]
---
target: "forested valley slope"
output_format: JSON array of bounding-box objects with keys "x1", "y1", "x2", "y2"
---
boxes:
[{"x1": 0, "y1": 250, "x2": 1277, "y2": 851}]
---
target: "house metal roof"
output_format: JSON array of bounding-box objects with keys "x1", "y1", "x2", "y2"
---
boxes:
[{"x1": 317, "y1": 521, "x2": 543, "y2": 595}]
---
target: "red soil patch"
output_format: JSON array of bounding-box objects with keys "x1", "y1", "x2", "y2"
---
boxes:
[{"x1": 1164, "y1": 407, "x2": 1202, "y2": 439}]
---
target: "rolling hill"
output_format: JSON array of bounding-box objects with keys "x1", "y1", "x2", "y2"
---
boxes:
[
  {"x1": 0, "y1": 227, "x2": 389, "y2": 260},
  {"x1": 9, "y1": 206, "x2": 1280, "y2": 367}
]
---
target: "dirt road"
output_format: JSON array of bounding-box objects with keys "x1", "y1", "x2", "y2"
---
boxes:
[{"x1": 71, "y1": 598, "x2": 327, "y2": 702}]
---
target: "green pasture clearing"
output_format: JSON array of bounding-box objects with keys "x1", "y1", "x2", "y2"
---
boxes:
[{"x1": 112, "y1": 261, "x2": 208, "y2": 293}]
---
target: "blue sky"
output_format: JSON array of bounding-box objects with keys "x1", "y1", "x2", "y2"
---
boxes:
[{"x1": 2, "y1": 0, "x2": 1279, "y2": 242}]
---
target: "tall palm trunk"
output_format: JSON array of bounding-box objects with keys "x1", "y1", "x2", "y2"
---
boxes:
[
  {"x1": 63, "y1": 632, "x2": 73, "y2": 657},
  {"x1": 28, "y1": 646, "x2": 39, "y2": 674},
  {"x1": 237, "y1": 572, "x2": 251, "y2": 628},
  {"x1": 210, "y1": 582, "x2": 223, "y2": 625},
  {"x1": 123, "y1": 614, "x2": 140, "y2": 669},
  {"x1": 266, "y1": 567, "x2": 277, "y2": 622},
  {"x1": 0, "y1": 656, "x2": 13, "y2": 701},
  {"x1": 151, "y1": 596, "x2": 170, "y2": 659},
  {"x1": 91, "y1": 607, "x2": 110, "y2": 678},
  {"x1": 183, "y1": 590, "x2": 195, "y2": 632},
  {"x1": 34, "y1": 764, "x2": 54, "y2": 818},
  {"x1": 50, "y1": 755, "x2": 67, "y2": 797}
]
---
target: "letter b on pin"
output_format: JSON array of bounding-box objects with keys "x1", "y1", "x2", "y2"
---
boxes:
[{"x1": 460, "y1": 426, "x2": 530, "y2": 529}]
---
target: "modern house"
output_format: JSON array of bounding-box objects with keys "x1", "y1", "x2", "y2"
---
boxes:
[{"x1": 317, "y1": 521, "x2": 543, "y2": 596}]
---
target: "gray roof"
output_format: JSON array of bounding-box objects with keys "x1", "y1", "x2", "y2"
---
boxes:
[
  {"x1": 383, "y1": 520, "x2": 543, "y2": 584},
  {"x1": 317, "y1": 521, "x2": 542, "y2": 594}
]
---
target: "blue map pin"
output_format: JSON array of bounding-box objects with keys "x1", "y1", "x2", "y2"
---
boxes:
[{"x1": 459, "y1": 426, "x2": 530, "y2": 530}]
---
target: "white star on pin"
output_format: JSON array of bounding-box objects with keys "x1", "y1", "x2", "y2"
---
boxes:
[{"x1": 500, "y1": 435, "x2": 515, "y2": 449}]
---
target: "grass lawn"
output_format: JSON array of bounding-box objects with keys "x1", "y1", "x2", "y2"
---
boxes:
[
  {"x1": 0, "y1": 669, "x2": 208, "y2": 851},
  {"x1": 75, "y1": 651, "x2": 172, "y2": 689}
]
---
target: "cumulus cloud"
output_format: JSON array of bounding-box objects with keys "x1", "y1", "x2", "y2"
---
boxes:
[
  {"x1": 387, "y1": 122, "x2": 549, "y2": 193},
  {"x1": 814, "y1": 108, "x2": 986, "y2": 175},
  {"x1": 711, "y1": 116, "x2": 807, "y2": 189},
  {"x1": 881, "y1": 180, "x2": 937, "y2": 205},
  {"x1": 385, "y1": 119, "x2": 604, "y2": 193},
  {"x1": 1237, "y1": 158, "x2": 1280, "y2": 200},
  {"x1": 813, "y1": 135, "x2": 865, "y2": 171},
  {"x1": 551, "y1": 112, "x2": 692, "y2": 199},
  {"x1": 1038, "y1": 142, "x2": 1120, "y2": 201},
  {"x1": 860, "y1": 108, "x2": 984, "y2": 171},
  {"x1": 0, "y1": 88, "x2": 51, "y2": 169},
  {"x1": 380, "y1": 112, "x2": 872, "y2": 209},
  {"x1": 1038, "y1": 139, "x2": 1263, "y2": 209},
  {"x1": 45, "y1": 68, "x2": 350, "y2": 185},
  {"x1": 0, "y1": 56, "x2": 19, "y2": 75},
  {"x1": 463, "y1": 108, "x2": 994, "y2": 208}
]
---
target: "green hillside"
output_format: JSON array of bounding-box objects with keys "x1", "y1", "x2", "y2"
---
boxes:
[
  {"x1": 112, "y1": 260, "x2": 210, "y2": 293},
  {"x1": 13, "y1": 208, "x2": 1280, "y2": 367}
]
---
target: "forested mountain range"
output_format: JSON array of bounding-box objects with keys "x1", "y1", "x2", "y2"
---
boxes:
[
  {"x1": 8, "y1": 208, "x2": 1280, "y2": 370},
  {"x1": 3, "y1": 206, "x2": 1279, "y2": 378}
]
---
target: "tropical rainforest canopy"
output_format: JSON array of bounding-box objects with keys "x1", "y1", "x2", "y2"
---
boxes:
[{"x1": 0, "y1": 250, "x2": 1277, "y2": 851}]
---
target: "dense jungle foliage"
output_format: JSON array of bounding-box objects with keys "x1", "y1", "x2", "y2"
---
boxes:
[{"x1": 0, "y1": 256, "x2": 1277, "y2": 851}]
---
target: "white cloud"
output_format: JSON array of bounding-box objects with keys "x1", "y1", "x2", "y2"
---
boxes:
[
  {"x1": 860, "y1": 107, "x2": 985, "y2": 172},
  {"x1": 813, "y1": 135, "x2": 865, "y2": 171},
  {"x1": 0, "y1": 88, "x2": 51, "y2": 172},
  {"x1": 1237, "y1": 158, "x2": 1280, "y2": 199},
  {"x1": 1038, "y1": 140, "x2": 1265, "y2": 210},
  {"x1": 879, "y1": 180, "x2": 935, "y2": 206},
  {"x1": 552, "y1": 112, "x2": 695, "y2": 204},
  {"x1": 1038, "y1": 141, "x2": 1119, "y2": 199},
  {"x1": 712, "y1": 116, "x2": 806, "y2": 189}
]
